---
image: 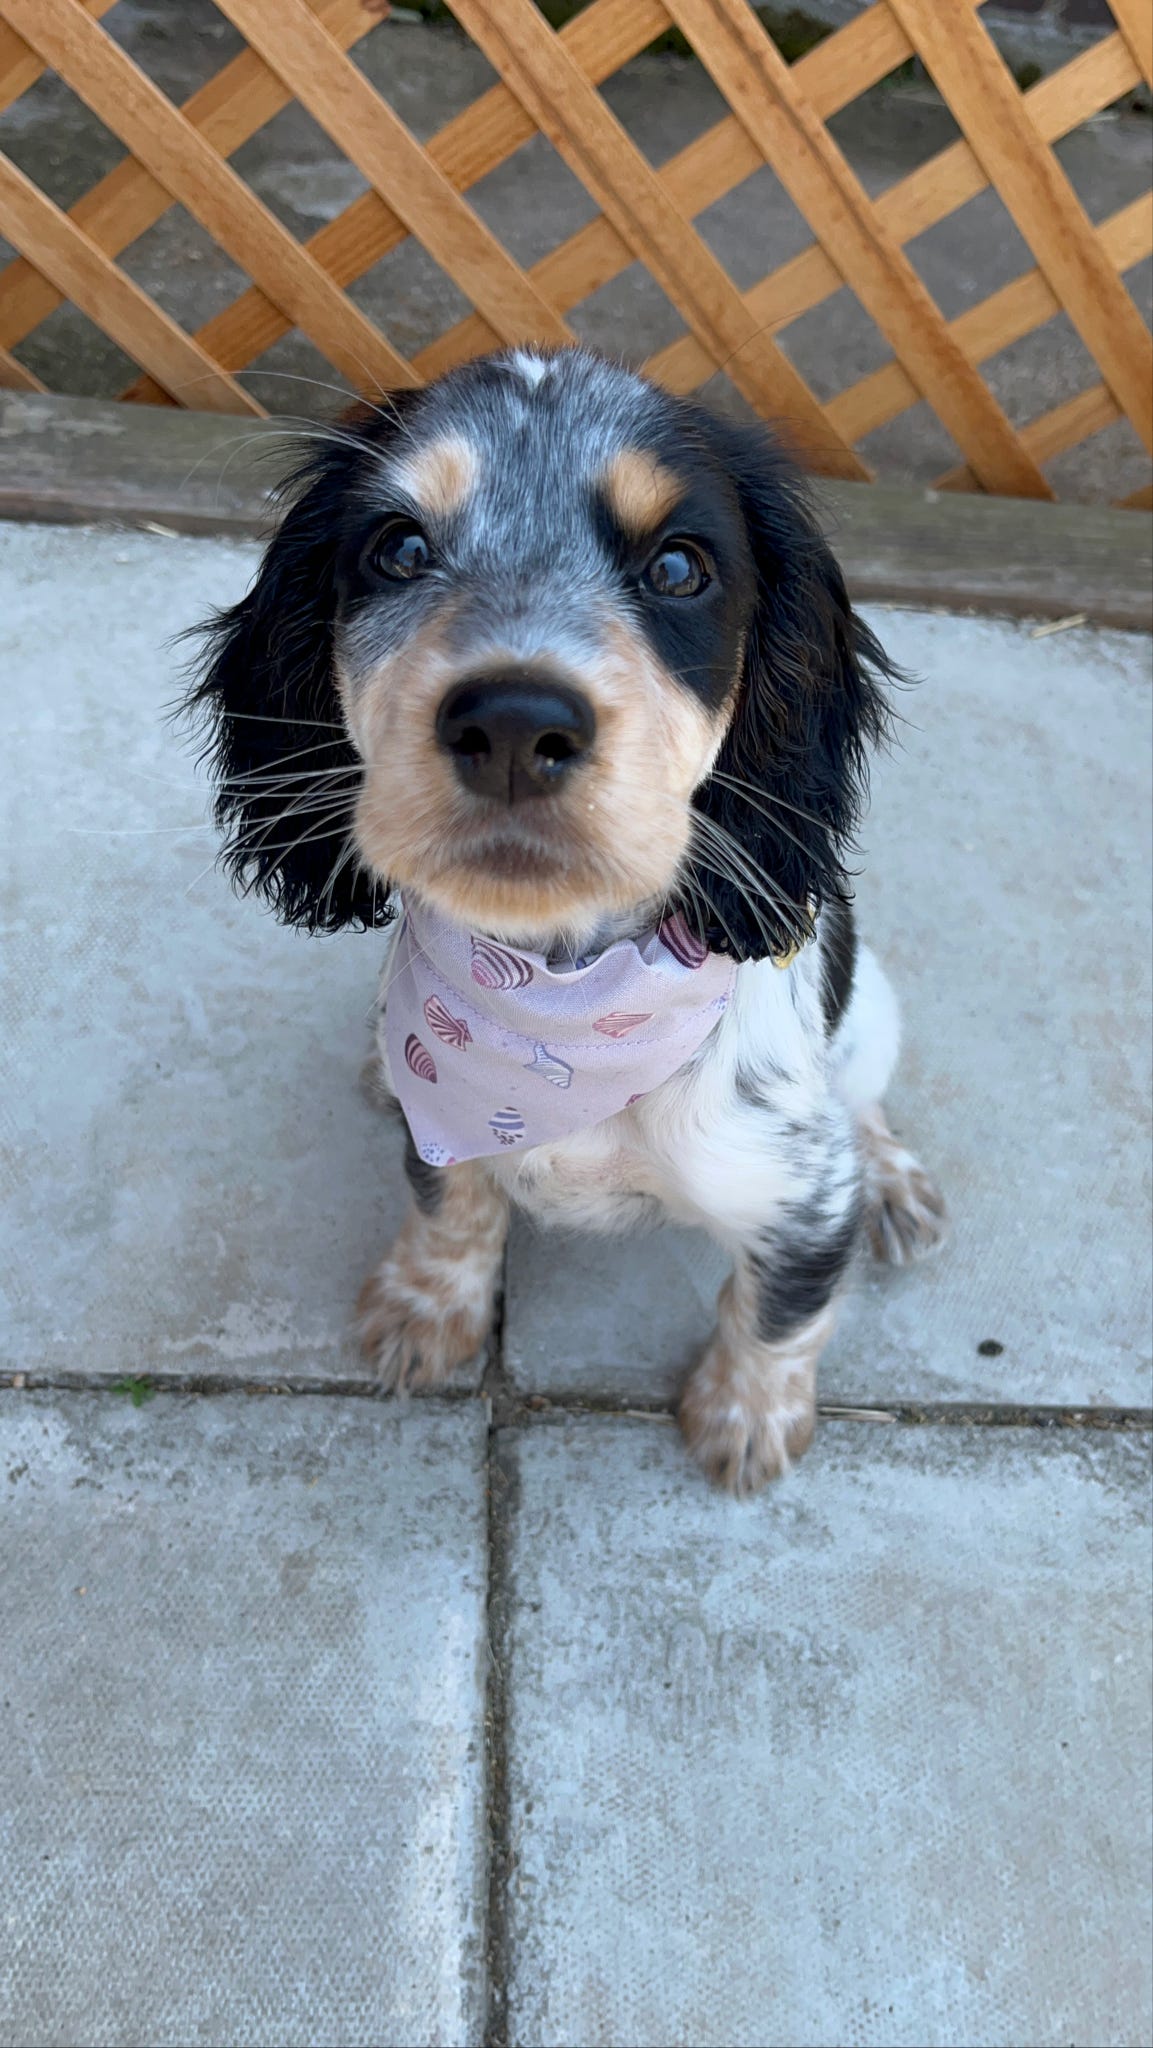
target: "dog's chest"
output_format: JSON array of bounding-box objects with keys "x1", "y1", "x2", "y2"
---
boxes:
[
  {"x1": 483, "y1": 958, "x2": 832, "y2": 1236},
  {"x1": 487, "y1": 1113, "x2": 668, "y2": 1232}
]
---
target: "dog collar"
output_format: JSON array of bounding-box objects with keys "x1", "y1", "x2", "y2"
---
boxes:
[{"x1": 384, "y1": 900, "x2": 737, "y2": 1165}]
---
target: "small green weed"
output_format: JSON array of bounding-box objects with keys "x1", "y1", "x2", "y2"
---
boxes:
[{"x1": 112, "y1": 1376, "x2": 156, "y2": 1408}]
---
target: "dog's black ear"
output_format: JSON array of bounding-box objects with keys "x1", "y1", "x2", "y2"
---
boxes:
[
  {"x1": 181, "y1": 412, "x2": 399, "y2": 934},
  {"x1": 682, "y1": 417, "x2": 897, "y2": 963}
]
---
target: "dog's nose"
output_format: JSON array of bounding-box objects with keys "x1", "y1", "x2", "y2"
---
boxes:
[{"x1": 435, "y1": 672, "x2": 595, "y2": 803}]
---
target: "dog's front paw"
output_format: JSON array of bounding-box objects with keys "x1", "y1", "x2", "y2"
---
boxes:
[
  {"x1": 860, "y1": 1107, "x2": 947, "y2": 1268},
  {"x1": 357, "y1": 1259, "x2": 492, "y2": 1392},
  {"x1": 679, "y1": 1344, "x2": 816, "y2": 1498},
  {"x1": 867, "y1": 1152, "x2": 948, "y2": 1267}
]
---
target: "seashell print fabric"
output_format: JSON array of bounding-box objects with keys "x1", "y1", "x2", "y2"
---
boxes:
[
  {"x1": 488, "y1": 1106, "x2": 527, "y2": 1146},
  {"x1": 657, "y1": 909, "x2": 709, "y2": 970},
  {"x1": 470, "y1": 936, "x2": 533, "y2": 990},
  {"x1": 523, "y1": 1041, "x2": 574, "y2": 1089},
  {"x1": 383, "y1": 899, "x2": 735, "y2": 1163},
  {"x1": 404, "y1": 1033, "x2": 437, "y2": 1083},
  {"x1": 591, "y1": 1011, "x2": 653, "y2": 1039},
  {"x1": 423, "y1": 994, "x2": 472, "y2": 1049}
]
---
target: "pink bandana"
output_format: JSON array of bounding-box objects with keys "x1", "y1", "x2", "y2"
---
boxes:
[{"x1": 384, "y1": 900, "x2": 736, "y2": 1165}]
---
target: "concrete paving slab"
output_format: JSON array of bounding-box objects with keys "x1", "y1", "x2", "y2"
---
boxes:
[
  {"x1": 1, "y1": 522, "x2": 447, "y2": 1388},
  {"x1": 498, "y1": 1418, "x2": 1153, "y2": 2048},
  {"x1": 0, "y1": 1391, "x2": 489, "y2": 2048},
  {"x1": 506, "y1": 609, "x2": 1153, "y2": 1410}
]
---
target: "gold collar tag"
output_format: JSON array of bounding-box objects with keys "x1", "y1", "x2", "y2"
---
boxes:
[{"x1": 771, "y1": 903, "x2": 818, "y2": 972}]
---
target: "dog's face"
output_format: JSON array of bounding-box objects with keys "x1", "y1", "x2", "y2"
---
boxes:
[
  {"x1": 189, "y1": 347, "x2": 893, "y2": 960},
  {"x1": 336, "y1": 351, "x2": 757, "y2": 943}
]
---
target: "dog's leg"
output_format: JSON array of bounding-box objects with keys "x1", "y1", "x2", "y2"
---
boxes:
[
  {"x1": 830, "y1": 943, "x2": 947, "y2": 1267},
  {"x1": 859, "y1": 1103, "x2": 948, "y2": 1267},
  {"x1": 680, "y1": 1203, "x2": 858, "y2": 1498},
  {"x1": 679, "y1": 1263, "x2": 833, "y2": 1497},
  {"x1": 358, "y1": 1143, "x2": 508, "y2": 1390}
]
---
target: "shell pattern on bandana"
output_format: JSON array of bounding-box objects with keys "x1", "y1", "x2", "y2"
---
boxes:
[{"x1": 384, "y1": 901, "x2": 736, "y2": 1165}]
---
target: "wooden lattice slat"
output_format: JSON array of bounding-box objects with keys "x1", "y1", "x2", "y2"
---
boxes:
[
  {"x1": 827, "y1": 195, "x2": 1153, "y2": 448},
  {"x1": 121, "y1": 0, "x2": 664, "y2": 405},
  {"x1": 647, "y1": 31, "x2": 1142, "y2": 395},
  {"x1": 4, "y1": 0, "x2": 418, "y2": 394},
  {"x1": 0, "y1": 0, "x2": 1147, "y2": 505},
  {"x1": 1109, "y1": 0, "x2": 1152, "y2": 87},
  {"x1": 665, "y1": 0, "x2": 1050, "y2": 497},
  {"x1": 450, "y1": 0, "x2": 869, "y2": 477},
  {"x1": 416, "y1": 0, "x2": 980, "y2": 384},
  {"x1": 0, "y1": 0, "x2": 377, "y2": 358},
  {"x1": 216, "y1": 0, "x2": 572, "y2": 350},
  {"x1": 0, "y1": 0, "x2": 110, "y2": 115},
  {"x1": 0, "y1": 152, "x2": 257, "y2": 412},
  {"x1": 887, "y1": 0, "x2": 1152, "y2": 453},
  {"x1": 0, "y1": 335, "x2": 43, "y2": 389}
]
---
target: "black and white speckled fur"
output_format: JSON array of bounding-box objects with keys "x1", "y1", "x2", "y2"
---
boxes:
[{"x1": 187, "y1": 344, "x2": 946, "y2": 1495}]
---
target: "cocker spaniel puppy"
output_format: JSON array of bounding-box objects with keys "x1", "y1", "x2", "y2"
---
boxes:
[{"x1": 189, "y1": 345, "x2": 945, "y2": 1495}]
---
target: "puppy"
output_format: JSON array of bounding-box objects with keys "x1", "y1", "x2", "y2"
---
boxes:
[{"x1": 189, "y1": 345, "x2": 945, "y2": 1494}]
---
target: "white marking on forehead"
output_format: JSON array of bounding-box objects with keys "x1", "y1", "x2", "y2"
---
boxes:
[{"x1": 506, "y1": 350, "x2": 551, "y2": 390}]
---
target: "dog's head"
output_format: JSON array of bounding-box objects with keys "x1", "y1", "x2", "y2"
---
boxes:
[{"x1": 187, "y1": 347, "x2": 894, "y2": 958}]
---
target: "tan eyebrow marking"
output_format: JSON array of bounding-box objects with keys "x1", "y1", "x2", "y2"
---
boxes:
[
  {"x1": 393, "y1": 434, "x2": 480, "y2": 520},
  {"x1": 600, "y1": 449, "x2": 684, "y2": 538}
]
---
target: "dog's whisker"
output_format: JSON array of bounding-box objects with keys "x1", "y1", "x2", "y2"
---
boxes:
[
  {"x1": 678, "y1": 864, "x2": 745, "y2": 959},
  {"x1": 240, "y1": 791, "x2": 355, "y2": 838},
  {"x1": 695, "y1": 825, "x2": 807, "y2": 930},
  {"x1": 121, "y1": 763, "x2": 354, "y2": 796},
  {"x1": 687, "y1": 815, "x2": 809, "y2": 949},
  {"x1": 688, "y1": 829, "x2": 780, "y2": 956},
  {"x1": 700, "y1": 796, "x2": 813, "y2": 868},
  {"x1": 707, "y1": 768, "x2": 828, "y2": 833},
  {"x1": 243, "y1": 802, "x2": 360, "y2": 835},
  {"x1": 316, "y1": 829, "x2": 366, "y2": 927},
  {"x1": 171, "y1": 397, "x2": 412, "y2": 505},
  {"x1": 182, "y1": 850, "x2": 228, "y2": 898},
  {"x1": 239, "y1": 375, "x2": 418, "y2": 443},
  {"x1": 208, "y1": 711, "x2": 348, "y2": 731},
  {"x1": 236, "y1": 815, "x2": 356, "y2": 873},
  {"x1": 219, "y1": 732, "x2": 351, "y2": 763},
  {"x1": 616, "y1": 779, "x2": 809, "y2": 946},
  {"x1": 219, "y1": 755, "x2": 360, "y2": 782},
  {"x1": 66, "y1": 821, "x2": 214, "y2": 837},
  {"x1": 688, "y1": 802, "x2": 809, "y2": 912},
  {"x1": 218, "y1": 767, "x2": 360, "y2": 796},
  {"x1": 686, "y1": 831, "x2": 778, "y2": 945},
  {"x1": 239, "y1": 794, "x2": 358, "y2": 862},
  {"x1": 237, "y1": 786, "x2": 358, "y2": 817}
]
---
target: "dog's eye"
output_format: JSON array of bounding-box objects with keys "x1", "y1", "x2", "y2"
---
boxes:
[
  {"x1": 643, "y1": 542, "x2": 710, "y2": 599},
  {"x1": 369, "y1": 522, "x2": 432, "y2": 581}
]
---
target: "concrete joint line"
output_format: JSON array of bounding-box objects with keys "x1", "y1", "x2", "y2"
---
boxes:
[
  {"x1": 1, "y1": 1372, "x2": 1150, "y2": 1434},
  {"x1": 479, "y1": 1244, "x2": 516, "y2": 2048}
]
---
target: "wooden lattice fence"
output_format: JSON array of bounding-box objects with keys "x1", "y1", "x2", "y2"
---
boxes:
[{"x1": 0, "y1": 0, "x2": 1149, "y2": 504}]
